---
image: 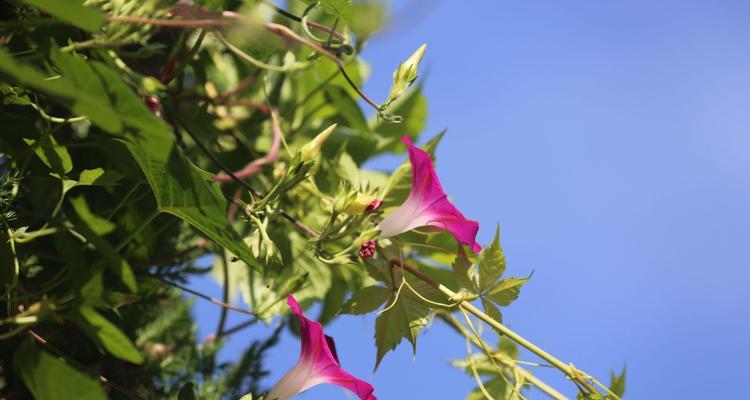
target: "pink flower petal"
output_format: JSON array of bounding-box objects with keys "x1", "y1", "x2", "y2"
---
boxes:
[
  {"x1": 377, "y1": 136, "x2": 482, "y2": 252},
  {"x1": 267, "y1": 295, "x2": 377, "y2": 400}
]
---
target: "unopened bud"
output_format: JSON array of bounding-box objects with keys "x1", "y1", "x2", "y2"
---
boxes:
[
  {"x1": 342, "y1": 193, "x2": 381, "y2": 214},
  {"x1": 299, "y1": 124, "x2": 337, "y2": 163},
  {"x1": 358, "y1": 240, "x2": 376, "y2": 259},
  {"x1": 365, "y1": 198, "x2": 383, "y2": 212}
]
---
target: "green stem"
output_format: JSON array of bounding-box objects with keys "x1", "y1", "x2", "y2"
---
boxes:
[
  {"x1": 394, "y1": 259, "x2": 600, "y2": 395},
  {"x1": 215, "y1": 249, "x2": 230, "y2": 339},
  {"x1": 13, "y1": 227, "x2": 58, "y2": 244},
  {"x1": 439, "y1": 313, "x2": 568, "y2": 400}
]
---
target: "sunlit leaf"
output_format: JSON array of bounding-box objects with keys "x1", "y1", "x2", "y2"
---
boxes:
[
  {"x1": 21, "y1": 0, "x2": 104, "y2": 32},
  {"x1": 341, "y1": 285, "x2": 390, "y2": 315},
  {"x1": 0, "y1": 49, "x2": 122, "y2": 132},
  {"x1": 70, "y1": 305, "x2": 144, "y2": 364},
  {"x1": 374, "y1": 272, "x2": 443, "y2": 370},
  {"x1": 452, "y1": 246, "x2": 478, "y2": 293},
  {"x1": 609, "y1": 366, "x2": 627, "y2": 398},
  {"x1": 478, "y1": 225, "x2": 505, "y2": 292},
  {"x1": 485, "y1": 276, "x2": 529, "y2": 307}
]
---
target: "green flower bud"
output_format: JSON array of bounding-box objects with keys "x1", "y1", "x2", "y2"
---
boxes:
[
  {"x1": 342, "y1": 192, "x2": 380, "y2": 214},
  {"x1": 300, "y1": 124, "x2": 337, "y2": 163}
]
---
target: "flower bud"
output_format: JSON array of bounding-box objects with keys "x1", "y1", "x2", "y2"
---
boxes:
[
  {"x1": 299, "y1": 124, "x2": 337, "y2": 163},
  {"x1": 357, "y1": 240, "x2": 376, "y2": 259},
  {"x1": 342, "y1": 193, "x2": 381, "y2": 214}
]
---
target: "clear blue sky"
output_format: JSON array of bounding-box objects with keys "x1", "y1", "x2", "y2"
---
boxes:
[{"x1": 190, "y1": 1, "x2": 750, "y2": 398}]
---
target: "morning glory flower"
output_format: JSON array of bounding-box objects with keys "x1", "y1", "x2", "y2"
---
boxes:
[
  {"x1": 266, "y1": 295, "x2": 377, "y2": 400},
  {"x1": 376, "y1": 136, "x2": 482, "y2": 253}
]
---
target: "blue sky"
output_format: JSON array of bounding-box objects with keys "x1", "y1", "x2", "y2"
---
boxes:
[{"x1": 190, "y1": 1, "x2": 750, "y2": 398}]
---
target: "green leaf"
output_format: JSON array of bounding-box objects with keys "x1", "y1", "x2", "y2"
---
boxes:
[
  {"x1": 70, "y1": 305, "x2": 144, "y2": 364},
  {"x1": 341, "y1": 285, "x2": 390, "y2": 315},
  {"x1": 381, "y1": 44, "x2": 427, "y2": 111},
  {"x1": 467, "y1": 377, "x2": 509, "y2": 400},
  {"x1": 485, "y1": 276, "x2": 529, "y2": 307},
  {"x1": 481, "y1": 298, "x2": 503, "y2": 325},
  {"x1": 102, "y1": 291, "x2": 141, "y2": 313},
  {"x1": 302, "y1": 0, "x2": 353, "y2": 20},
  {"x1": 14, "y1": 339, "x2": 107, "y2": 400},
  {"x1": 373, "y1": 87, "x2": 428, "y2": 152},
  {"x1": 478, "y1": 225, "x2": 505, "y2": 292},
  {"x1": 22, "y1": 133, "x2": 72, "y2": 174},
  {"x1": 21, "y1": 0, "x2": 104, "y2": 32},
  {"x1": 69, "y1": 197, "x2": 115, "y2": 235},
  {"x1": 0, "y1": 49, "x2": 122, "y2": 132},
  {"x1": 77, "y1": 168, "x2": 122, "y2": 186},
  {"x1": 325, "y1": 85, "x2": 370, "y2": 133},
  {"x1": 69, "y1": 207, "x2": 137, "y2": 293},
  {"x1": 176, "y1": 382, "x2": 198, "y2": 400},
  {"x1": 374, "y1": 274, "x2": 441, "y2": 370},
  {"x1": 319, "y1": 279, "x2": 347, "y2": 324},
  {"x1": 609, "y1": 366, "x2": 627, "y2": 398},
  {"x1": 452, "y1": 246, "x2": 478, "y2": 292}
]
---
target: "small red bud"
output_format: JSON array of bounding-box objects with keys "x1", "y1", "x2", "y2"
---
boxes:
[
  {"x1": 145, "y1": 96, "x2": 161, "y2": 117},
  {"x1": 358, "y1": 240, "x2": 377, "y2": 259},
  {"x1": 365, "y1": 199, "x2": 383, "y2": 212}
]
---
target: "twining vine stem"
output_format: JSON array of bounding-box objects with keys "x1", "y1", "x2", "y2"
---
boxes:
[
  {"x1": 437, "y1": 313, "x2": 568, "y2": 400},
  {"x1": 389, "y1": 258, "x2": 601, "y2": 395}
]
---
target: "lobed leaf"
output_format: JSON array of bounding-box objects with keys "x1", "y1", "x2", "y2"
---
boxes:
[
  {"x1": 341, "y1": 285, "x2": 390, "y2": 315},
  {"x1": 478, "y1": 225, "x2": 506, "y2": 292}
]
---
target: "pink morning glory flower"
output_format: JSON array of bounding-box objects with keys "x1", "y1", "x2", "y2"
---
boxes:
[
  {"x1": 377, "y1": 136, "x2": 482, "y2": 253},
  {"x1": 266, "y1": 295, "x2": 377, "y2": 400}
]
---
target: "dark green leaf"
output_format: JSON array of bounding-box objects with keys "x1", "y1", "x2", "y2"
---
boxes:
[
  {"x1": 0, "y1": 49, "x2": 122, "y2": 132},
  {"x1": 22, "y1": 133, "x2": 72, "y2": 174},
  {"x1": 69, "y1": 207, "x2": 137, "y2": 293},
  {"x1": 74, "y1": 58, "x2": 257, "y2": 269},
  {"x1": 70, "y1": 305, "x2": 144, "y2": 364},
  {"x1": 14, "y1": 339, "x2": 107, "y2": 400},
  {"x1": 176, "y1": 382, "x2": 198, "y2": 400},
  {"x1": 21, "y1": 0, "x2": 104, "y2": 32},
  {"x1": 324, "y1": 85, "x2": 369, "y2": 133}
]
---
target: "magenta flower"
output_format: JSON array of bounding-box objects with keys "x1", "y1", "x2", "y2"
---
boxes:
[
  {"x1": 267, "y1": 295, "x2": 377, "y2": 400},
  {"x1": 377, "y1": 136, "x2": 482, "y2": 253}
]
